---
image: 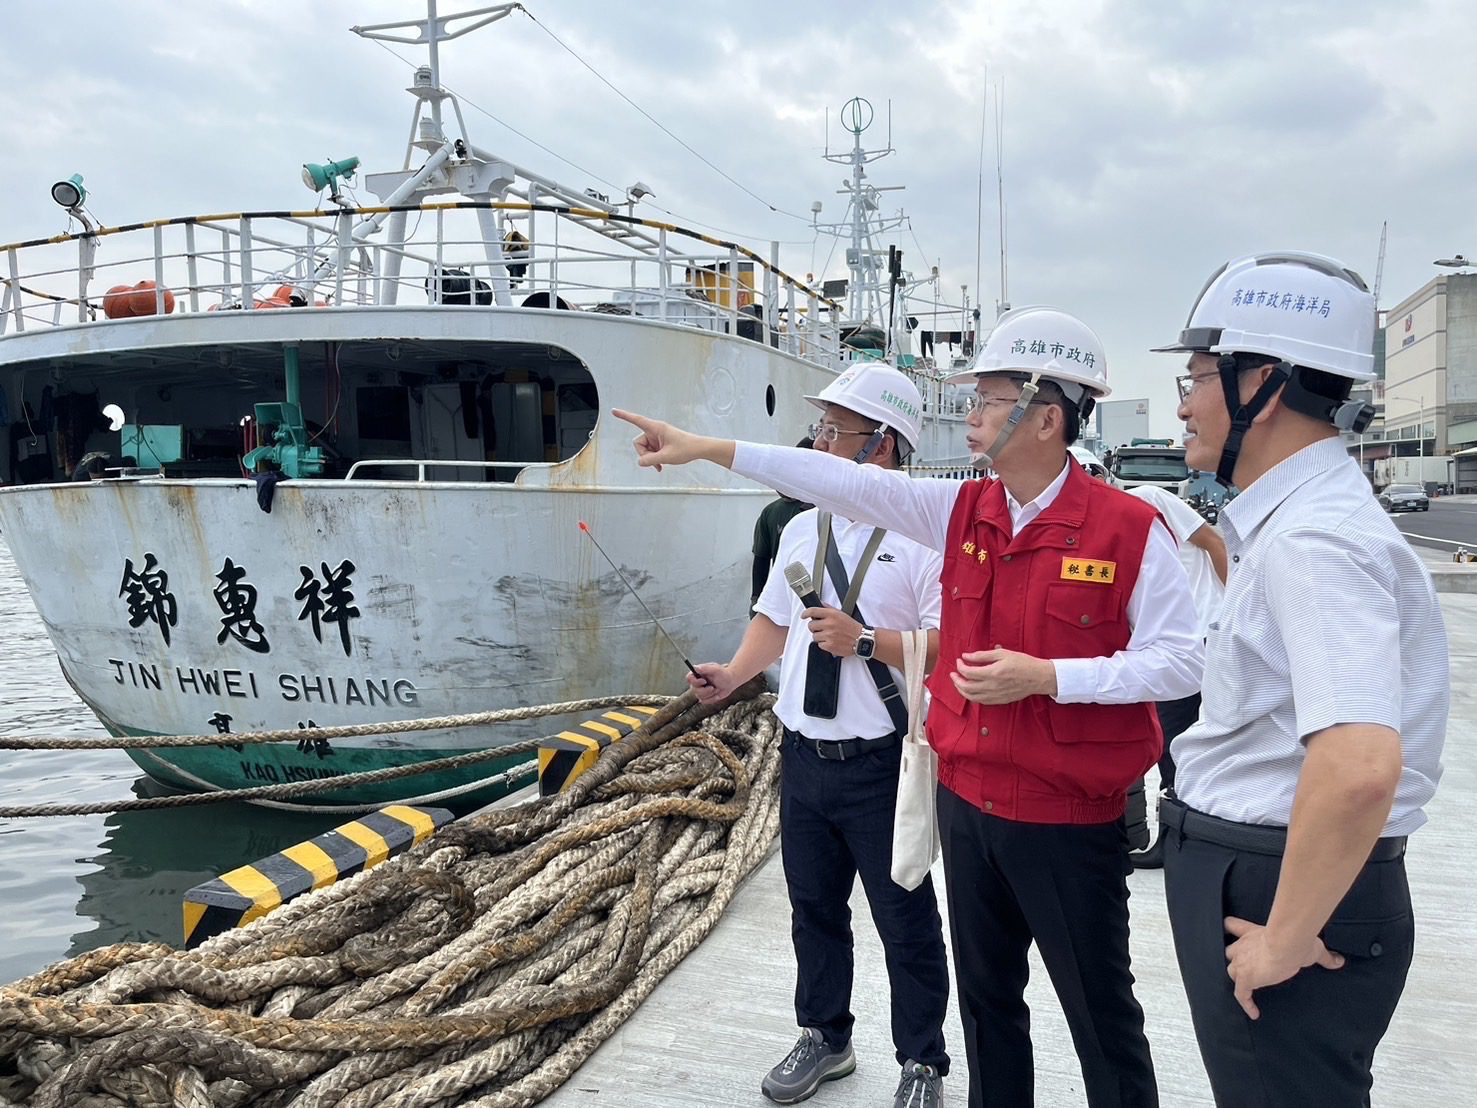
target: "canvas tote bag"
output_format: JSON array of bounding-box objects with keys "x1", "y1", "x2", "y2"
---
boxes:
[{"x1": 890, "y1": 628, "x2": 940, "y2": 889}]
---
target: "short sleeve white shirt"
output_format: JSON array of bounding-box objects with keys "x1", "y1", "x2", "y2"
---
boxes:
[
  {"x1": 754, "y1": 509, "x2": 943, "y2": 741},
  {"x1": 1172, "y1": 438, "x2": 1448, "y2": 836},
  {"x1": 1125, "y1": 485, "x2": 1225, "y2": 638}
]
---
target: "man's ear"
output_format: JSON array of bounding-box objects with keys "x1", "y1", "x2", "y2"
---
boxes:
[
  {"x1": 1244, "y1": 362, "x2": 1283, "y2": 424},
  {"x1": 1036, "y1": 400, "x2": 1065, "y2": 442},
  {"x1": 880, "y1": 430, "x2": 898, "y2": 465}
]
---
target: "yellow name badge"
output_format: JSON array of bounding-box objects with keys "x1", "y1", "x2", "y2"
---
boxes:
[{"x1": 1060, "y1": 557, "x2": 1116, "y2": 583}]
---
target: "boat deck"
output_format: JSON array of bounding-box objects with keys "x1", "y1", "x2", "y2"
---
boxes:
[{"x1": 544, "y1": 585, "x2": 1477, "y2": 1107}]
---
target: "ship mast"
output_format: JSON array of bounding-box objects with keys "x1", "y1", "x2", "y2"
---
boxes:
[{"x1": 816, "y1": 98, "x2": 909, "y2": 337}]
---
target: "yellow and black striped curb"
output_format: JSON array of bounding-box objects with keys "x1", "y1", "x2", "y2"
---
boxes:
[
  {"x1": 537, "y1": 705, "x2": 660, "y2": 797},
  {"x1": 182, "y1": 804, "x2": 452, "y2": 948}
]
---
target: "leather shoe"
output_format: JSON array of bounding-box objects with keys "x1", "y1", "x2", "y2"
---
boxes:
[{"x1": 1130, "y1": 837, "x2": 1164, "y2": 870}]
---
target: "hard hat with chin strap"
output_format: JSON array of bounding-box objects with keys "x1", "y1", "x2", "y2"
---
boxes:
[
  {"x1": 804, "y1": 362, "x2": 923, "y2": 462},
  {"x1": 1153, "y1": 251, "x2": 1376, "y2": 380},
  {"x1": 945, "y1": 305, "x2": 1109, "y2": 470},
  {"x1": 1155, "y1": 251, "x2": 1377, "y2": 488}
]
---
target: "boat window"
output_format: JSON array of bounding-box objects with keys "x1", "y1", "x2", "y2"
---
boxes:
[
  {"x1": 356, "y1": 386, "x2": 413, "y2": 441},
  {"x1": 0, "y1": 338, "x2": 597, "y2": 484}
]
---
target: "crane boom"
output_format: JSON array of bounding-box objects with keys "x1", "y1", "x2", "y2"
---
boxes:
[{"x1": 1373, "y1": 220, "x2": 1388, "y2": 308}]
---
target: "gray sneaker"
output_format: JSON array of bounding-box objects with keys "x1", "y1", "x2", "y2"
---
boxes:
[
  {"x1": 893, "y1": 1061, "x2": 943, "y2": 1108},
  {"x1": 761, "y1": 1027, "x2": 856, "y2": 1104}
]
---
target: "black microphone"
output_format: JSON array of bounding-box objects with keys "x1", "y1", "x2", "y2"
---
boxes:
[
  {"x1": 785, "y1": 562, "x2": 840, "y2": 719},
  {"x1": 784, "y1": 561, "x2": 823, "y2": 609}
]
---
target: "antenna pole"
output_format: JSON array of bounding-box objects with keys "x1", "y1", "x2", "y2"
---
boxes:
[
  {"x1": 974, "y1": 77, "x2": 987, "y2": 323},
  {"x1": 426, "y1": 0, "x2": 443, "y2": 134},
  {"x1": 995, "y1": 78, "x2": 1009, "y2": 317}
]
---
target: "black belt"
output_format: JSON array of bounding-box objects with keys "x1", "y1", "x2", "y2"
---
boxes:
[
  {"x1": 785, "y1": 727, "x2": 898, "y2": 761},
  {"x1": 1161, "y1": 795, "x2": 1406, "y2": 862}
]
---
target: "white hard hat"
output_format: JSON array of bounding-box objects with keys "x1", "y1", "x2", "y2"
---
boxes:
[
  {"x1": 1153, "y1": 251, "x2": 1375, "y2": 381},
  {"x1": 1068, "y1": 444, "x2": 1111, "y2": 481},
  {"x1": 804, "y1": 362, "x2": 923, "y2": 453},
  {"x1": 944, "y1": 306, "x2": 1110, "y2": 401}
]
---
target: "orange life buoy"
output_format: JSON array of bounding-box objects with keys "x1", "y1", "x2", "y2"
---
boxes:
[
  {"x1": 128, "y1": 281, "x2": 175, "y2": 316},
  {"x1": 104, "y1": 280, "x2": 176, "y2": 318},
  {"x1": 102, "y1": 285, "x2": 134, "y2": 319}
]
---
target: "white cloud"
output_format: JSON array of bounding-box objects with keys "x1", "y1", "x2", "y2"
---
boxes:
[{"x1": 4, "y1": 0, "x2": 1476, "y2": 435}]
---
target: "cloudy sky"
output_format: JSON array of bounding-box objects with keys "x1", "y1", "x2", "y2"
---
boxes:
[{"x1": 4, "y1": 0, "x2": 1475, "y2": 436}]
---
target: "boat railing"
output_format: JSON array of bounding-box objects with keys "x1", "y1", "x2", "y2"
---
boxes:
[
  {"x1": 343, "y1": 458, "x2": 556, "y2": 481},
  {"x1": 0, "y1": 202, "x2": 852, "y2": 366}
]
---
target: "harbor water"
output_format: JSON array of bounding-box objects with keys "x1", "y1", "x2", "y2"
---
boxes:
[{"x1": 0, "y1": 534, "x2": 344, "y2": 981}]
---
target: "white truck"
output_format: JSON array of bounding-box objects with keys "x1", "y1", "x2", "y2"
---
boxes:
[
  {"x1": 1373, "y1": 455, "x2": 1454, "y2": 493},
  {"x1": 1097, "y1": 398, "x2": 1152, "y2": 456},
  {"x1": 1108, "y1": 440, "x2": 1190, "y2": 497}
]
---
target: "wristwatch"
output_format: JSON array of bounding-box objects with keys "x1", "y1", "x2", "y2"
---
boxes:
[{"x1": 854, "y1": 625, "x2": 877, "y2": 659}]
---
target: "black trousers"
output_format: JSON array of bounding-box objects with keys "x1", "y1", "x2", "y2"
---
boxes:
[
  {"x1": 1163, "y1": 806, "x2": 1414, "y2": 1107},
  {"x1": 937, "y1": 785, "x2": 1158, "y2": 1107},
  {"x1": 780, "y1": 732, "x2": 951, "y2": 1072}
]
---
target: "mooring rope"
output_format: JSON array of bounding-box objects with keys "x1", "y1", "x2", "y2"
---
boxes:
[
  {"x1": 0, "y1": 750, "x2": 536, "y2": 819},
  {"x1": 0, "y1": 695, "x2": 673, "y2": 750},
  {"x1": 0, "y1": 694, "x2": 675, "y2": 818},
  {"x1": 0, "y1": 686, "x2": 782, "y2": 1107}
]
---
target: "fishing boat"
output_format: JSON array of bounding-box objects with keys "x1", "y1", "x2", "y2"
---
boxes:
[{"x1": 0, "y1": 2, "x2": 969, "y2": 808}]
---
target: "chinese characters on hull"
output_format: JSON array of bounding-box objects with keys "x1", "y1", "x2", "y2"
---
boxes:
[
  {"x1": 296, "y1": 560, "x2": 361, "y2": 657},
  {"x1": 119, "y1": 554, "x2": 178, "y2": 645},
  {"x1": 119, "y1": 553, "x2": 363, "y2": 657},
  {"x1": 210, "y1": 710, "x2": 244, "y2": 752},
  {"x1": 110, "y1": 552, "x2": 405, "y2": 758},
  {"x1": 214, "y1": 558, "x2": 269, "y2": 653}
]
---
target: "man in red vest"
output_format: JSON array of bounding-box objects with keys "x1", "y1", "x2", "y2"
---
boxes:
[{"x1": 615, "y1": 305, "x2": 1203, "y2": 1107}]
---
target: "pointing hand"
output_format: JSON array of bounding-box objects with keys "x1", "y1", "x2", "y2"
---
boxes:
[{"x1": 612, "y1": 409, "x2": 733, "y2": 472}]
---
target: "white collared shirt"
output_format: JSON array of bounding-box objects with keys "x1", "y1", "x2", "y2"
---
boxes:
[
  {"x1": 732, "y1": 445, "x2": 1203, "y2": 705},
  {"x1": 1173, "y1": 438, "x2": 1448, "y2": 835},
  {"x1": 754, "y1": 509, "x2": 942, "y2": 741},
  {"x1": 1126, "y1": 484, "x2": 1225, "y2": 639},
  {"x1": 1002, "y1": 458, "x2": 1071, "y2": 533}
]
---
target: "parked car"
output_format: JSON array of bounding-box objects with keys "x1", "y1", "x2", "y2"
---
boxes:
[{"x1": 1379, "y1": 484, "x2": 1430, "y2": 512}]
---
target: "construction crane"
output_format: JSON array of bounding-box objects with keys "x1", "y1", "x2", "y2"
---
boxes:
[{"x1": 1373, "y1": 220, "x2": 1388, "y2": 309}]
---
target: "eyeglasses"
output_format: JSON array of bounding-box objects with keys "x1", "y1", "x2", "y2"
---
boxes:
[
  {"x1": 807, "y1": 421, "x2": 878, "y2": 444},
  {"x1": 966, "y1": 394, "x2": 1046, "y2": 416},
  {"x1": 1175, "y1": 372, "x2": 1220, "y2": 402}
]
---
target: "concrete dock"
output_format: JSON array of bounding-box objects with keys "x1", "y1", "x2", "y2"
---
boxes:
[{"x1": 544, "y1": 584, "x2": 1477, "y2": 1106}]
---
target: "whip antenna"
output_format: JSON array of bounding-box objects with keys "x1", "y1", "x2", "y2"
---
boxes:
[{"x1": 578, "y1": 521, "x2": 703, "y2": 681}]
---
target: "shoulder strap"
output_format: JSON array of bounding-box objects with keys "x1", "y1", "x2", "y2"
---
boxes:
[
  {"x1": 816, "y1": 512, "x2": 887, "y2": 616},
  {"x1": 820, "y1": 529, "x2": 909, "y2": 737}
]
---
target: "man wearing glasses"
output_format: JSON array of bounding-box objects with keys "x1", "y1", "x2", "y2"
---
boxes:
[
  {"x1": 1154, "y1": 252, "x2": 1447, "y2": 1104},
  {"x1": 615, "y1": 307, "x2": 1202, "y2": 1107},
  {"x1": 682, "y1": 363, "x2": 952, "y2": 1108}
]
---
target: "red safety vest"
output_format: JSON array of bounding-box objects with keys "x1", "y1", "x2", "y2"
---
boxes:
[{"x1": 925, "y1": 462, "x2": 1164, "y2": 824}]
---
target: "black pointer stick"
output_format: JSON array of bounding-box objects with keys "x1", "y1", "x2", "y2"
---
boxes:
[{"x1": 579, "y1": 521, "x2": 705, "y2": 683}]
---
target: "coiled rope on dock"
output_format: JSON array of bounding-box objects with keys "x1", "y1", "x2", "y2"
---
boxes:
[{"x1": 0, "y1": 686, "x2": 782, "y2": 1107}]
